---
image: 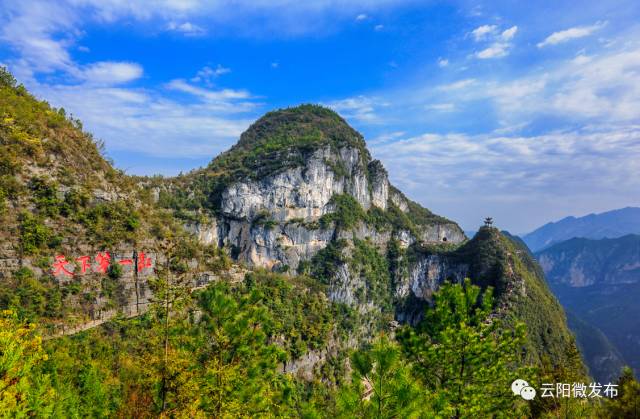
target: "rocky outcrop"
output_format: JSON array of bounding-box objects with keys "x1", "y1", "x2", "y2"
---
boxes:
[
  {"x1": 402, "y1": 254, "x2": 468, "y2": 300},
  {"x1": 192, "y1": 144, "x2": 464, "y2": 274}
]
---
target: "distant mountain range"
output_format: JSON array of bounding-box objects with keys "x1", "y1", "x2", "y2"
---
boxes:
[
  {"x1": 534, "y1": 233, "x2": 640, "y2": 382},
  {"x1": 522, "y1": 207, "x2": 640, "y2": 252}
]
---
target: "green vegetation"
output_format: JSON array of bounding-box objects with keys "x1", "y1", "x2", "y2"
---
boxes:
[
  {"x1": 0, "y1": 67, "x2": 124, "y2": 189},
  {"x1": 0, "y1": 268, "x2": 624, "y2": 418},
  {"x1": 19, "y1": 212, "x2": 52, "y2": 255},
  {"x1": 154, "y1": 105, "x2": 371, "y2": 214},
  {"x1": 77, "y1": 201, "x2": 141, "y2": 246},
  {"x1": 231, "y1": 104, "x2": 370, "y2": 174},
  {"x1": 337, "y1": 335, "x2": 422, "y2": 418},
  {"x1": 350, "y1": 239, "x2": 393, "y2": 312},
  {"x1": 0, "y1": 310, "x2": 55, "y2": 417},
  {"x1": 319, "y1": 194, "x2": 367, "y2": 229},
  {"x1": 408, "y1": 226, "x2": 584, "y2": 370},
  {"x1": 397, "y1": 279, "x2": 531, "y2": 417},
  {"x1": 603, "y1": 367, "x2": 640, "y2": 418},
  {"x1": 0, "y1": 272, "x2": 355, "y2": 417},
  {"x1": 314, "y1": 191, "x2": 454, "y2": 236},
  {"x1": 0, "y1": 67, "x2": 620, "y2": 417},
  {"x1": 252, "y1": 209, "x2": 278, "y2": 230}
]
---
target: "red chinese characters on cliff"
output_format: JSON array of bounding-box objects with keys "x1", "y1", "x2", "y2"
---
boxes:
[
  {"x1": 52, "y1": 255, "x2": 73, "y2": 277},
  {"x1": 51, "y1": 251, "x2": 154, "y2": 277}
]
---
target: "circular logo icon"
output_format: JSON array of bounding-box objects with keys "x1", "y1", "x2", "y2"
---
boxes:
[
  {"x1": 520, "y1": 386, "x2": 536, "y2": 400},
  {"x1": 511, "y1": 379, "x2": 529, "y2": 396}
]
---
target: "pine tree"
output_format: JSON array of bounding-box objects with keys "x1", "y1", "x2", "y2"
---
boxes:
[
  {"x1": 194, "y1": 282, "x2": 288, "y2": 417},
  {"x1": 604, "y1": 366, "x2": 640, "y2": 418},
  {"x1": 397, "y1": 279, "x2": 530, "y2": 418},
  {"x1": 337, "y1": 335, "x2": 424, "y2": 418}
]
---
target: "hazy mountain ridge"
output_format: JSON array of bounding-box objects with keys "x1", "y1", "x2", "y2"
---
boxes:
[
  {"x1": 523, "y1": 207, "x2": 640, "y2": 252},
  {"x1": 535, "y1": 234, "x2": 640, "y2": 379},
  {"x1": 537, "y1": 234, "x2": 640, "y2": 287},
  {"x1": 565, "y1": 311, "x2": 626, "y2": 383}
]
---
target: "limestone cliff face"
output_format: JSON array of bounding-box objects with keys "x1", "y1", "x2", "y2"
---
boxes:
[{"x1": 195, "y1": 144, "x2": 463, "y2": 273}]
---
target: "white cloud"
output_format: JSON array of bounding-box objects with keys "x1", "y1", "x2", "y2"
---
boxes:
[
  {"x1": 166, "y1": 21, "x2": 207, "y2": 36},
  {"x1": 29, "y1": 80, "x2": 257, "y2": 160},
  {"x1": 166, "y1": 79, "x2": 251, "y2": 104},
  {"x1": 355, "y1": 14, "x2": 368, "y2": 21},
  {"x1": 0, "y1": 1, "x2": 76, "y2": 74},
  {"x1": 0, "y1": 0, "x2": 272, "y2": 167},
  {"x1": 437, "y1": 57, "x2": 449, "y2": 67},
  {"x1": 81, "y1": 61, "x2": 143, "y2": 85},
  {"x1": 572, "y1": 54, "x2": 592, "y2": 65},
  {"x1": 537, "y1": 21, "x2": 607, "y2": 48},
  {"x1": 475, "y1": 43, "x2": 509, "y2": 59},
  {"x1": 470, "y1": 24, "x2": 497, "y2": 41},
  {"x1": 500, "y1": 26, "x2": 518, "y2": 41},
  {"x1": 426, "y1": 103, "x2": 455, "y2": 112},
  {"x1": 438, "y1": 78, "x2": 476, "y2": 91},
  {"x1": 325, "y1": 95, "x2": 387, "y2": 123},
  {"x1": 549, "y1": 48, "x2": 640, "y2": 120},
  {"x1": 470, "y1": 24, "x2": 518, "y2": 59},
  {"x1": 371, "y1": 125, "x2": 640, "y2": 231},
  {"x1": 190, "y1": 65, "x2": 231, "y2": 85},
  {"x1": 374, "y1": 24, "x2": 384, "y2": 31}
]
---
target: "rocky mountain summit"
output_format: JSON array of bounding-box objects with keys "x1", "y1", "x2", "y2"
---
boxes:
[
  {"x1": 160, "y1": 105, "x2": 464, "y2": 270},
  {"x1": 0, "y1": 68, "x2": 581, "y2": 375},
  {"x1": 146, "y1": 105, "x2": 581, "y2": 367}
]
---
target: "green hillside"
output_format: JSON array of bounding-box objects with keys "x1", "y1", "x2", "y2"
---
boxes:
[{"x1": 0, "y1": 68, "x2": 629, "y2": 418}]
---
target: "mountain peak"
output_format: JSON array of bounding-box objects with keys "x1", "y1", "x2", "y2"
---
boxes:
[
  {"x1": 523, "y1": 207, "x2": 640, "y2": 251},
  {"x1": 233, "y1": 104, "x2": 367, "y2": 154},
  {"x1": 204, "y1": 104, "x2": 371, "y2": 184}
]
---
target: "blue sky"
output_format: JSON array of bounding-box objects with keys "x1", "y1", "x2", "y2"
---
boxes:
[{"x1": 1, "y1": 0, "x2": 640, "y2": 233}]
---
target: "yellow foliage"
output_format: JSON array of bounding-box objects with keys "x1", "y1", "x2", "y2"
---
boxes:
[{"x1": 0, "y1": 310, "x2": 54, "y2": 417}]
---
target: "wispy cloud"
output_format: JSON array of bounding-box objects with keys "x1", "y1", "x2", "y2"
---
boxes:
[
  {"x1": 190, "y1": 65, "x2": 231, "y2": 86},
  {"x1": 372, "y1": 125, "x2": 640, "y2": 231},
  {"x1": 470, "y1": 24, "x2": 497, "y2": 41},
  {"x1": 0, "y1": 0, "x2": 261, "y2": 166},
  {"x1": 537, "y1": 21, "x2": 607, "y2": 48},
  {"x1": 470, "y1": 24, "x2": 518, "y2": 59},
  {"x1": 32, "y1": 81, "x2": 256, "y2": 160},
  {"x1": 81, "y1": 61, "x2": 143, "y2": 85},
  {"x1": 325, "y1": 95, "x2": 387, "y2": 123},
  {"x1": 438, "y1": 78, "x2": 476, "y2": 91},
  {"x1": 426, "y1": 103, "x2": 455, "y2": 112},
  {"x1": 475, "y1": 43, "x2": 510, "y2": 59},
  {"x1": 166, "y1": 21, "x2": 207, "y2": 36},
  {"x1": 437, "y1": 57, "x2": 449, "y2": 67},
  {"x1": 166, "y1": 79, "x2": 251, "y2": 104},
  {"x1": 500, "y1": 26, "x2": 518, "y2": 41}
]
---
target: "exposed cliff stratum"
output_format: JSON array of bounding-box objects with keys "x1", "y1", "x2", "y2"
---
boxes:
[
  {"x1": 149, "y1": 105, "x2": 581, "y2": 368},
  {"x1": 0, "y1": 76, "x2": 581, "y2": 374}
]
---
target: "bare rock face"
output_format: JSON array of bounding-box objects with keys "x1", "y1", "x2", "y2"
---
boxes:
[
  {"x1": 219, "y1": 146, "x2": 382, "y2": 222},
  {"x1": 403, "y1": 255, "x2": 468, "y2": 300},
  {"x1": 203, "y1": 145, "x2": 464, "y2": 272},
  {"x1": 176, "y1": 105, "x2": 467, "y2": 314}
]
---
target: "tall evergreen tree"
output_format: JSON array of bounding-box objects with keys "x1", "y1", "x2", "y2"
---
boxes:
[
  {"x1": 397, "y1": 279, "x2": 530, "y2": 418},
  {"x1": 337, "y1": 335, "x2": 424, "y2": 418}
]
